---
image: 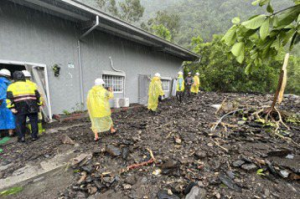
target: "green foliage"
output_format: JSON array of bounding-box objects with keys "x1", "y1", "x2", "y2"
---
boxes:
[
  {"x1": 186, "y1": 35, "x2": 282, "y2": 93},
  {"x1": 63, "y1": 110, "x2": 71, "y2": 116},
  {"x1": 0, "y1": 187, "x2": 23, "y2": 196},
  {"x1": 141, "y1": 10, "x2": 180, "y2": 41},
  {"x1": 223, "y1": 0, "x2": 300, "y2": 65},
  {"x1": 151, "y1": 24, "x2": 172, "y2": 41}
]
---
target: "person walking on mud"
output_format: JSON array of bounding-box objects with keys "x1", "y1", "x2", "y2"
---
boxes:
[
  {"x1": 147, "y1": 73, "x2": 164, "y2": 113},
  {"x1": 87, "y1": 78, "x2": 117, "y2": 141},
  {"x1": 191, "y1": 72, "x2": 200, "y2": 95},
  {"x1": 176, "y1": 71, "x2": 185, "y2": 103},
  {"x1": 185, "y1": 72, "x2": 194, "y2": 97}
]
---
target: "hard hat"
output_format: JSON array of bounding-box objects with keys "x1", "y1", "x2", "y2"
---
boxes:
[
  {"x1": 0, "y1": 69, "x2": 11, "y2": 77},
  {"x1": 178, "y1": 71, "x2": 183, "y2": 75},
  {"x1": 188, "y1": 72, "x2": 192, "y2": 75},
  {"x1": 95, "y1": 78, "x2": 105, "y2": 86},
  {"x1": 154, "y1": 73, "x2": 161, "y2": 77},
  {"x1": 22, "y1": 70, "x2": 31, "y2": 77},
  {"x1": 196, "y1": 72, "x2": 199, "y2": 75},
  {"x1": 13, "y1": 71, "x2": 25, "y2": 81}
]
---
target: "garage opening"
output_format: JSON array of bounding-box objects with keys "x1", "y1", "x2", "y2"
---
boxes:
[{"x1": 0, "y1": 60, "x2": 52, "y2": 122}]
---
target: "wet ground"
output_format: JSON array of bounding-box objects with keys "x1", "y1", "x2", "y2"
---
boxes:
[{"x1": 0, "y1": 92, "x2": 299, "y2": 199}]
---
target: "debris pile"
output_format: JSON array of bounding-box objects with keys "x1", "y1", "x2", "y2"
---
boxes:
[
  {"x1": 58, "y1": 93, "x2": 299, "y2": 199},
  {"x1": 1, "y1": 92, "x2": 299, "y2": 198}
]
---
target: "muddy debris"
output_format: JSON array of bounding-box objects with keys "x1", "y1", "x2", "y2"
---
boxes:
[{"x1": 2, "y1": 92, "x2": 300, "y2": 199}]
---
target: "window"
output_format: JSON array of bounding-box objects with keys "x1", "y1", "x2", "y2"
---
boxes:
[
  {"x1": 102, "y1": 75, "x2": 124, "y2": 93},
  {"x1": 161, "y1": 80, "x2": 170, "y2": 91}
]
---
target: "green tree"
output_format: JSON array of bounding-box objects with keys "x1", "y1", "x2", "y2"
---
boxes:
[
  {"x1": 141, "y1": 10, "x2": 180, "y2": 41},
  {"x1": 96, "y1": 0, "x2": 144, "y2": 23},
  {"x1": 151, "y1": 24, "x2": 172, "y2": 41}
]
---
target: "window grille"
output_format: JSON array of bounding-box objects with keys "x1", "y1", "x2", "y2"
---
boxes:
[
  {"x1": 161, "y1": 80, "x2": 170, "y2": 91},
  {"x1": 102, "y1": 75, "x2": 124, "y2": 93}
]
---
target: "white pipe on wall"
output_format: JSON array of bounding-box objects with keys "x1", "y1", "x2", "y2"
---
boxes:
[{"x1": 109, "y1": 56, "x2": 126, "y2": 98}]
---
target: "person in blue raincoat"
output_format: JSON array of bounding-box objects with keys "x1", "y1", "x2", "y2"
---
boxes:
[{"x1": 0, "y1": 69, "x2": 15, "y2": 137}]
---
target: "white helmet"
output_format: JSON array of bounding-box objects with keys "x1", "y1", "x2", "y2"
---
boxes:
[
  {"x1": 178, "y1": 71, "x2": 183, "y2": 75},
  {"x1": 22, "y1": 70, "x2": 31, "y2": 78},
  {"x1": 154, "y1": 73, "x2": 161, "y2": 77},
  {"x1": 0, "y1": 69, "x2": 11, "y2": 77},
  {"x1": 196, "y1": 72, "x2": 199, "y2": 76},
  {"x1": 95, "y1": 78, "x2": 105, "y2": 86}
]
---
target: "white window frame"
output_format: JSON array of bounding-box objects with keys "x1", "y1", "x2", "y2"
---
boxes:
[
  {"x1": 102, "y1": 74, "x2": 124, "y2": 94},
  {"x1": 161, "y1": 77, "x2": 172, "y2": 92}
]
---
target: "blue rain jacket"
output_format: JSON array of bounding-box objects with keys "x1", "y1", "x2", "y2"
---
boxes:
[{"x1": 0, "y1": 77, "x2": 16, "y2": 130}]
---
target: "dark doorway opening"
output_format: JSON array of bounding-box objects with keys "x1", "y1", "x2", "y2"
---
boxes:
[{"x1": 0, "y1": 64, "x2": 26, "y2": 77}]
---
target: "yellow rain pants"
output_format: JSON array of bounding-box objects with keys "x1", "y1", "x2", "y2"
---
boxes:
[
  {"x1": 87, "y1": 85, "x2": 114, "y2": 133},
  {"x1": 147, "y1": 77, "x2": 164, "y2": 111},
  {"x1": 191, "y1": 76, "x2": 200, "y2": 94}
]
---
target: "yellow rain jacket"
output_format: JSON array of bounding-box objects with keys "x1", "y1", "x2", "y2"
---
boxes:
[
  {"x1": 191, "y1": 75, "x2": 200, "y2": 94},
  {"x1": 87, "y1": 85, "x2": 114, "y2": 132},
  {"x1": 147, "y1": 77, "x2": 164, "y2": 111},
  {"x1": 176, "y1": 74, "x2": 185, "y2": 92}
]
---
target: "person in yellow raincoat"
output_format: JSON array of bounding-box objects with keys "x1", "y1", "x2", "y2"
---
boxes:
[
  {"x1": 176, "y1": 71, "x2": 185, "y2": 103},
  {"x1": 147, "y1": 73, "x2": 164, "y2": 112},
  {"x1": 191, "y1": 72, "x2": 200, "y2": 94},
  {"x1": 87, "y1": 78, "x2": 116, "y2": 141}
]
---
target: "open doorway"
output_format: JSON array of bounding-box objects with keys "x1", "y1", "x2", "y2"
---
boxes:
[
  {"x1": 0, "y1": 64, "x2": 26, "y2": 77},
  {"x1": 0, "y1": 60, "x2": 52, "y2": 122}
]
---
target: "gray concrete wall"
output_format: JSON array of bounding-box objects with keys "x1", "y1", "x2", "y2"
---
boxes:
[{"x1": 0, "y1": 1, "x2": 182, "y2": 114}]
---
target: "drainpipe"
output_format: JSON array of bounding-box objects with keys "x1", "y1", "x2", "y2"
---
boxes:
[
  {"x1": 109, "y1": 56, "x2": 126, "y2": 98},
  {"x1": 77, "y1": 16, "x2": 100, "y2": 104}
]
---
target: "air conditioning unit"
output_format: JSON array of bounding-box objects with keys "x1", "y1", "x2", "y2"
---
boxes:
[{"x1": 119, "y1": 98, "x2": 130, "y2": 107}]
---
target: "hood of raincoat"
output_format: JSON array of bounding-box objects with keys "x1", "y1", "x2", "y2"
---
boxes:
[{"x1": 178, "y1": 74, "x2": 184, "y2": 78}]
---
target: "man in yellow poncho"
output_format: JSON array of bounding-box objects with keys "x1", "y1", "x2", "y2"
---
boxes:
[
  {"x1": 176, "y1": 71, "x2": 185, "y2": 103},
  {"x1": 87, "y1": 78, "x2": 116, "y2": 141},
  {"x1": 147, "y1": 73, "x2": 164, "y2": 112},
  {"x1": 191, "y1": 72, "x2": 200, "y2": 95}
]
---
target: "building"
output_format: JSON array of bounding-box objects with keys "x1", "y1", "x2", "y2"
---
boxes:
[{"x1": 0, "y1": 0, "x2": 198, "y2": 121}]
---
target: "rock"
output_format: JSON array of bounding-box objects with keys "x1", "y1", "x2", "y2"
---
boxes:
[
  {"x1": 81, "y1": 165, "x2": 93, "y2": 173},
  {"x1": 241, "y1": 163, "x2": 257, "y2": 171},
  {"x1": 103, "y1": 177, "x2": 115, "y2": 184},
  {"x1": 60, "y1": 134, "x2": 76, "y2": 145},
  {"x1": 267, "y1": 149, "x2": 291, "y2": 157},
  {"x1": 123, "y1": 183, "x2": 132, "y2": 190},
  {"x1": 285, "y1": 154, "x2": 294, "y2": 159},
  {"x1": 194, "y1": 151, "x2": 207, "y2": 159},
  {"x1": 157, "y1": 190, "x2": 180, "y2": 199},
  {"x1": 232, "y1": 160, "x2": 245, "y2": 168},
  {"x1": 218, "y1": 172, "x2": 242, "y2": 192},
  {"x1": 279, "y1": 170, "x2": 289, "y2": 178},
  {"x1": 184, "y1": 182, "x2": 198, "y2": 195},
  {"x1": 161, "y1": 159, "x2": 179, "y2": 169},
  {"x1": 175, "y1": 137, "x2": 182, "y2": 144},
  {"x1": 106, "y1": 145, "x2": 121, "y2": 157},
  {"x1": 125, "y1": 175, "x2": 137, "y2": 185},
  {"x1": 226, "y1": 171, "x2": 235, "y2": 179},
  {"x1": 76, "y1": 191, "x2": 87, "y2": 199},
  {"x1": 87, "y1": 184, "x2": 98, "y2": 195},
  {"x1": 185, "y1": 186, "x2": 207, "y2": 199},
  {"x1": 122, "y1": 147, "x2": 129, "y2": 160}
]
